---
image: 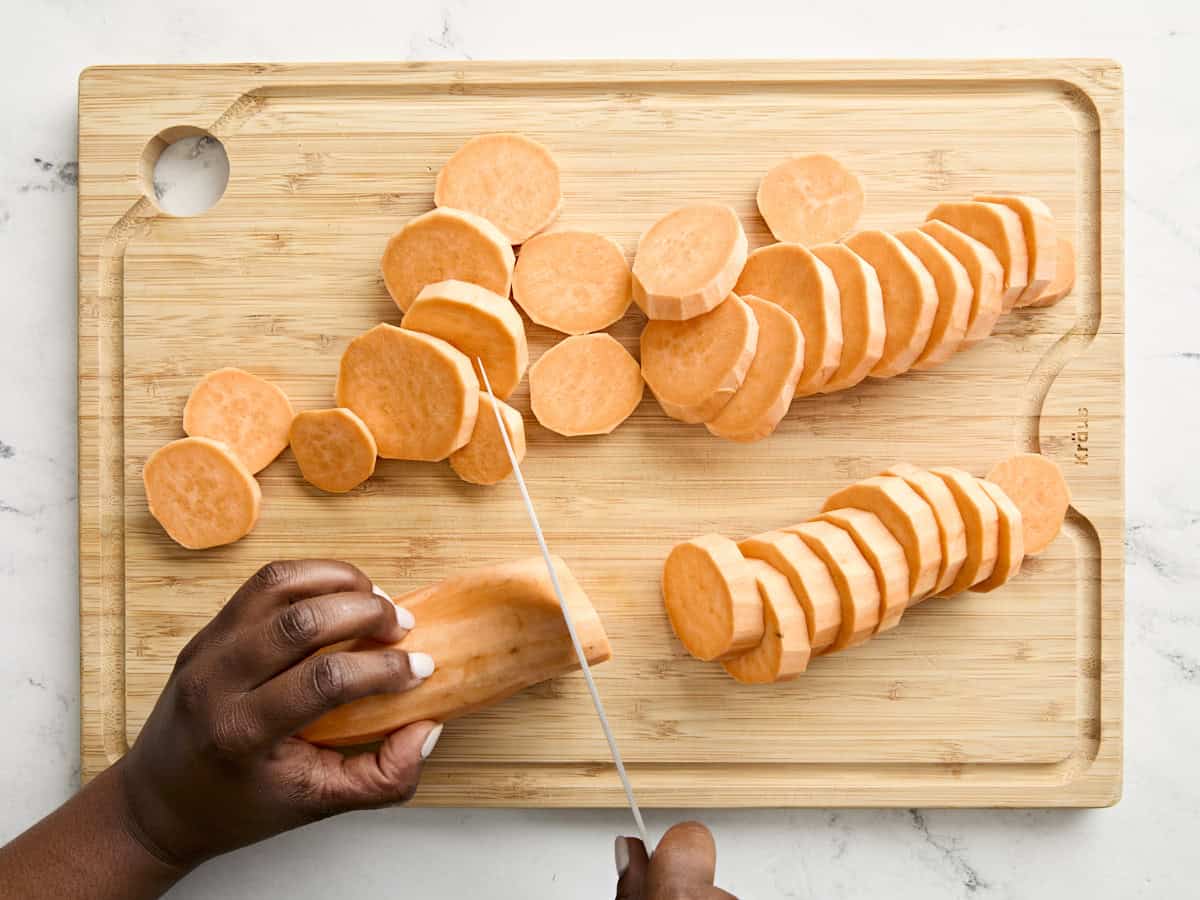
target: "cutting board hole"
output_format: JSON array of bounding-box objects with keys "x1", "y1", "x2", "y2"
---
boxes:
[{"x1": 139, "y1": 126, "x2": 229, "y2": 216}]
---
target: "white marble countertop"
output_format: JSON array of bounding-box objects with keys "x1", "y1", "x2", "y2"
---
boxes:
[{"x1": 2, "y1": 0, "x2": 1197, "y2": 896}]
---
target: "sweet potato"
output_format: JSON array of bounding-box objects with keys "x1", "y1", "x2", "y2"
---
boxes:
[
  {"x1": 449, "y1": 392, "x2": 525, "y2": 485},
  {"x1": 894, "y1": 228, "x2": 971, "y2": 370},
  {"x1": 786, "y1": 521, "x2": 880, "y2": 653},
  {"x1": 918, "y1": 220, "x2": 1004, "y2": 348},
  {"x1": 402, "y1": 279, "x2": 528, "y2": 400},
  {"x1": 928, "y1": 467, "x2": 999, "y2": 596},
  {"x1": 883, "y1": 462, "x2": 968, "y2": 598},
  {"x1": 301, "y1": 555, "x2": 611, "y2": 746},
  {"x1": 632, "y1": 204, "x2": 748, "y2": 321},
  {"x1": 528, "y1": 333, "x2": 643, "y2": 436},
  {"x1": 511, "y1": 230, "x2": 631, "y2": 334},
  {"x1": 972, "y1": 479, "x2": 1025, "y2": 592},
  {"x1": 434, "y1": 133, "x2": 562, "y2": 244},
  {"x1": 381, "y1": 207, "x2": 515, "y2": 313},
  {"x1": 143, "y1": 436, "x2": 261, "y2": 550},
  {"x1": 335, "y1": 324, "x2": 479, "y2": 461},
  {"x1": 925, "y1": 201, "x2": 1028, "y2": 311},
  {"x1": 811, "y1": 242, "x2": 885, "y2": 392},
  {"x1": 976, "y1": 194, "x2": 1056, "y2": 307},
  {"x1": 663, "y1": 534, "x2": 764, "y2": 662},
  {"x1": 756, "y1": 154, "x2": 864, "y2": 245},
  {"x1": 289, "y1": 408, "x2": 377, "y2": 493},
  {"x1": 640, "y1": 293, "x2": 758, "y2": 423},
  {"x1": 734, "y1": 243, "x2": 842, "y2": 395},
  {"x1": 704, "y1": 296, "x2": 804, "y2": 443},
  {"x1": 721, "y1": 559, "x2": 811, "y2": 683},
  {"x1": 816, "y1": 508, "x2": 909, "y2": 634},
  {"x1": 985, "y1": 453, "x2": 1071, "y2": 555},
  {"x1": 739, "y1": 531, "x2": 841, "y2": 653},
  {"x1": 1028, "y1": 238, "x2": 1076, "y2": 308},
  {"x1": 842, "y1": 230, "x2": 938, "y2": 378},
  {"x1": 182, "y1": 367, "x2": 293, "y2": 474}
]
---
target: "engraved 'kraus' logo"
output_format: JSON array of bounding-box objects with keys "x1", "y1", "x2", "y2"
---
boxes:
[{"x1": 1071, "y1": 407, "x2": 1089, "y2": 465}]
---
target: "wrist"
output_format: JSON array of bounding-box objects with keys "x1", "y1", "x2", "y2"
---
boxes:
[{"x1": 101, "y1": 759, "x2": 195, "y2": 883}]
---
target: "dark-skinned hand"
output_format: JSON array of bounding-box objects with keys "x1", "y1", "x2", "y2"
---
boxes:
[
  {"x1": 118, "y1": 559, "x2": 441, "y2": 873},
  {"x1": 616, "y1": 821, "x2": 738, "y2": 899}
]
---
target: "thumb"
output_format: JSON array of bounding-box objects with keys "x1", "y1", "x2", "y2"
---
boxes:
[
  {"x1": 318, "y1": 720, "x2": 443, "y2": 813},
  {"x1": 615, "y1": 836, "x2": 649, "y2": 899}
]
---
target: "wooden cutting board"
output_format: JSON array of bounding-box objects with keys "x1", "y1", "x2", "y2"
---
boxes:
[{"x1": 78, "y1": 60, "x2": 1123, "y2": 806}]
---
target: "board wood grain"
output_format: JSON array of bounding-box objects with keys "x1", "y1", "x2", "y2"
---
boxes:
[{"x1": 79, "y1": 59, "x2": 1123, "y2": 806}]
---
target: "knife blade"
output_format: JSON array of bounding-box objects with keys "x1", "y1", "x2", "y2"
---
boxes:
[{"x1": 476, "y1": 358, "x2": 649, "y2": 848}]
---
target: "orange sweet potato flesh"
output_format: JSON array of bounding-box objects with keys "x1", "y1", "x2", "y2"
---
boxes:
[
  {"x1": 843, "y1": 230, "x2": 938, "y2": 379},
  {"x1": 721, "y1": 559, "x2": 811, "y2": 683},
  {"x1": 1028, "y1": 238, "x2": 1076, "y2": 308},
  {"x1": 529, "y1": 333, "x2": 643, "y2": 436},
  {"x1": 811, "y1": 242, "x2": 885, "y2": 393},
  {"x1": 641, "y1": 293, "x2": 759, "y2": 423},
  {"x1": 918, "y1": 220, "x2": 1004, "y2": 348},
  {"x1": 972, "y1": 479, "x2": 1025, "y2": 592},
  {"x1": 632, "y1": 204, "x2": 748, "y2": 321},
  {"x1": 894, "y1": 229, "x2": 971, "y2": 370},
  {"x1": 182, "y1": 367, "x2": 294, "y2": 474},
  {"x1": 449, "y1": 391, "x2": 525, "y2": 485},
  {"x1": 976, "y1": 194, "x2": 1056, "y2": 307},
  {"x1": 787, "y1": 520, "x2": 880, "y2": 653},
  {"x1": 985, "y1": 453, "x2": 1071, "y2": 555},
  {"x1": 883, "y1": 462, "x2": 967, "y2": 597},
  {"x1": 381, "y1": 207, "x2": 515, "y2": 313},
  {"x1": 402, "y1": 279, "x2": 528, "y2": 401},
  {"x1": 929, "y1": 467, "x2": 999, "y2": 596},
  {"x1": 739, "y1": 531, "x2": 841, "y2": 653},
  {"x1": 704, "y1": 296, "x2": 804, "y2": 443},
  {"x1": 756, "y1": 154, "x2": 864, "y2": 245},
  {"x1": 301, "y1": 555, "x2": 611, "y2": 746},
  {"x1": 734, "y1": 243, "x2": 842, "y2": 395},
  {"x1": 512, "y1": 230, "x2": 631, "y2": 334},
  {"x1": 926, "y1": 201, "x2": 1028, "y2": 311},
  {"x1": 663, "y1": 534, "x2": 764, "y2": 662},
  {"x1": 335, "y1": 324, "x2": 479, "y2": 461},
  {"x1": 289, "y1": 408, "x2": 377, "y2": 493},
  {"x1": 434, "y1": 133, "x2": 562, "y2": 245},
  {"x1": 816, "y1": 508, "x2": 909, "y2": 634},
  {"x1": 143, "y1": 436, "x2": 262, "y2": 550}
]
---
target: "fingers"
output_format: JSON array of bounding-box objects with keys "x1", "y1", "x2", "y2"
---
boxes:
[
  {"x1": 615, "y1": 836, "x2": 649, "y2": 900},
  {"x1": 243, "y1": 589, "x2": 413, "y2": 685},
  {"x1": 646, "y1": 821, "x2": 718, "y2": 895},
  {"x1": 244, "y1": 646, "x2": 434, "y2": 745},
  {"x1": 316, "y1": 720, "x2": 444, "y2": 813},
  {"x1": 223, "y1": 559, "x2": 375, "y2": 623}
]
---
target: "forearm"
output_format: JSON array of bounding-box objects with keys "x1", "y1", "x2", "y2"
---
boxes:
[{"x1": 0, "y1": 761, "x2": 186, "y2": 900}]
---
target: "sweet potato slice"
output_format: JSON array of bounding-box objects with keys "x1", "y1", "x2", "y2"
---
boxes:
[
  {"x1": 528, "y1": 333, "x2": 643, "y2": 436},
  {"x1": 976, "y1": 194, "x2": 1056, "y2": 306},
  {"x1": 842, "y1": 231, "x2": 938, "y2": 378},
  {"x1": 143, "y1": 436, "x2": 261, "y2": 550},
  {"x1": 182, "y1": 367, "x2": 293, "y2": 474},
  {"x1": 335, "y1": 324, "x2": 478, "y2": 461},
  {"x1": 434, "y1": 133, "x2": 562, "y2": 244},
  {"x1": 928, "y1": 467, "x2": 999, "y2": 596},
  {"x1": 640, "y1": 293, "x2": 758, "y2": 423},
  {"x1": 918, "y1": 220, "x2": 1004, "y2": 347},
  {"x1": 972, "y1": 480, "x2": 1025, "y2": 592},
  {"x1": 925, "y1": 201, "x2": 1028, "y2": 311},
  {"x1": 756, "y1": 154, "x2": 864, "y2": 245},
  {"x1": 816, "y1": 508, "x2": 909, "y2": 634},
  {"x1": 786, "y1": 520, "x2": 880, "y2": 653},
  {"x1": 301, "y1": 555, "x2": 610, "y2": 746},
  {"x1": 704, "y1": 296, "x2": 804, "y2": 443},
  {"x1": 511, "y1": 230, "x2": 631, "y2": 334},
  {"x1": 381, "y1": 207, "x2": 515, "y2": 313},
  {"x1": 663, "y1": 534, "x2": 764, "y2": 662},
  {"x1": 721, "y1": 559, "x2": 811, "y2": 683},
  {"x1": 402, "y1": 279, "x2": 529, "y2": 400},
  {"x1": 821, "y1": 475, "x2": 941, "y2": 601},
  {"x1": 739, "y1": 531, "x2": 841, "y2": 653},
  {"x1": 985, "y1": 453, "x2": 1071, "y2": 555},
  {"x1": 289, "y1": 408, "x2": 377, "y2": 493},
  {"x1": 811, "y1": 242, "x2": 885, "y2": 392},
  {"x1": 894, "y1": 229, "x2": 971, "y2": 370},
  {"x1": 449, "y1": 392, "x2": 525, "y2": 486},
  {"x1": 883, "y1": 462, "x2": 968, "y2": 598},
  {"x1": 632, "y1": 203, "x2": 748, "y2": 321},
  {"x1": 734, "y1": 243, "x2": 842, "y2": 395},
  {"x1": 1028, "y1": 238, "x2": 1076, "y2": 308}
]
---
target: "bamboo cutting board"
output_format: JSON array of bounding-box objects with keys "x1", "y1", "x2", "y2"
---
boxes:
[{"x1": 78, "y1": 60, "x2": 1123, "y2": 806}]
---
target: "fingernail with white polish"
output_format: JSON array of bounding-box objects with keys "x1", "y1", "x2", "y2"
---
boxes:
[
  {"x1": 420, "y1": 723, "x2": 444, "y2": 759},
  {"x1": 408, "y1": 652, "x2": 435, "y2": 679},
  {"x1": 393, "y1": 605, "x2": 415, "y2": 630},
  {"x1": 615, "y1": 837, "x2": 630, "y2": 876},
  {"x1": 372, "y1": 584, "x2": 391, "y2": 602}
]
